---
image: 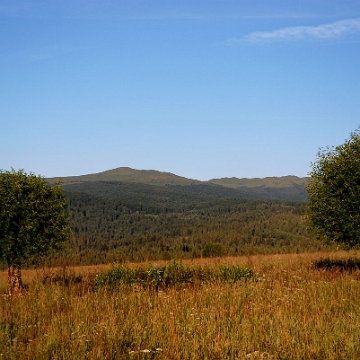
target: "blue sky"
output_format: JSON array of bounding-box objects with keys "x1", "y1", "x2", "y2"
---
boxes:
[{"x1": 1, "y1": 1, "x2": 360, "y2": 180}]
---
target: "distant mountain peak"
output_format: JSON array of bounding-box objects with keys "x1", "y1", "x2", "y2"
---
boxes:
[
  {"x1": 47, "y1": 167, "x2": 308, "y2": 202},
  {"x1": 47, "y1": 167, "x2": 308, "y2": 187},
  {"x1": 47, "y1": 167, "x2": 201, "y2": 186}
]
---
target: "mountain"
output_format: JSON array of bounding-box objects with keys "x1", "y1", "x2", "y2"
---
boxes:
[
  {"x1": 207, "y1": 175, "x2": 308, "y2": 202},
  {"x1": 43, "y1": 168, "x2": 314, "y2": 265},
  {"x1": 47, "y1": 167, "x2": 309, "y2": 204},
  {"x1": 47, "y1": 167, "x2": 201, "y2": 186}
]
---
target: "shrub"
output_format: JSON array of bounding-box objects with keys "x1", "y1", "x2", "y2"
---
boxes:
[
  {"x1": 218, "y1": 264, "x2": 255, "y2": 282},
  {"x1": 202, "y1": 242, "x2": 225, "y2": 258},
  {"x1": 92, "y1": 263, "x2": 136, "y2": 289},
  {"x1": 92, "y1": 261, "x2": 255, "y2": 290}
]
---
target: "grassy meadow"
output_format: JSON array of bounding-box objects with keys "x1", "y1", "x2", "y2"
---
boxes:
[{"x1": 1, "y1": 251, "x2": 360, "y2": 359}]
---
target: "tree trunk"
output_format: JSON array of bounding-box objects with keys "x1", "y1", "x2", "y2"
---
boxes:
[{"x1": 7, "y1": 261, "x2": 23, "y2": 295}]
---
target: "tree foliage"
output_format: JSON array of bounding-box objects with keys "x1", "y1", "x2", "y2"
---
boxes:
[
  {"x1": 0, "y1": 169, "x2": 71, "y2": 293},
  {"x1": 306, "y1": 129, "x2": 360, "y2": 247},
  {"x1": 202, "y1": 242, "x2": 225, "y2": 258}
]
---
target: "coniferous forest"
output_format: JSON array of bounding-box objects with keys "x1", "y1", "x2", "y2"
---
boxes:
[
  {"x1": 33, "y1": 168, "x2": 330, "y2": 266},
  {"x1": 63, "y1": 193, "x2": 323, "y2": 265}
]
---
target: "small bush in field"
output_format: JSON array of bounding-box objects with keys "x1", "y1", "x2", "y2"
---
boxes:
[
  {"x1": 150, "y1": 261, "x2": 196, "y2": 288},
  {"x1": 92, "y1": 260, "x2": 255, "y2": 290},
  {"x1": 92, "y1": 263, "x2": 136, "y2": 288},
  {"x1": 218, "y1": 264, "x2": 255, "y2": 282},
  {"x1": 314, "y1": 257, "x2": 360, "y2": 271}
]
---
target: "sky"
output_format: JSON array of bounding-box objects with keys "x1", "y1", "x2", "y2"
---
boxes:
[{"x1": 1, "y1": 0, "x2": 360, "y2": 181}]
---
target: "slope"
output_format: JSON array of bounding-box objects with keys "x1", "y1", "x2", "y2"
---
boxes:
[{"x1": 47, "y1": 167, "x2": 309, "y2": 203}]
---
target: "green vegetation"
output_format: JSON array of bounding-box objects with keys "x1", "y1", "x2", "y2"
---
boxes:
[
  {"x1": 39, "y1": 168, "x2": 312, "y2": 267},
  {"x1": 92, "y1": 260, "x2": 254, "y2": 290},
  {"x1": 55, "y1": 193, "x2": 325, "y2": 266},
  {"x1": 0, "y1": 167, "x2": 323, "y2": 269},
  {"x1": 62, "y1": 181, "x2": 219, "y2": 208},
  {"x1": 202, "y1": 242, "x2": 225, "y2": 258},
  {"x1": 47, "y1": 167, "x2": 201, "y2": 186},
  {"x1": 47, "y1": 169, "x2": 309, "y2": 266},
  {"x1": 306, "y1": 129, "x2": 360, "y2": 248},
  {"x1": 47, "y1": 167, "x2": 309, "y2": 202},
  {"x1": 0, "y1": 169, "x2": 71, "y2": 294},
  {"x1": 209, "y1": 175, "x2": 308, "y2": 189}
]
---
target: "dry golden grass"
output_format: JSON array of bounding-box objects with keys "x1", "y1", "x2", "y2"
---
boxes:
[
  {"x1": 0, "y1": 250, "x2": 352, "y2": 284},
  {"x1": 1, "y1": 250, "x2": 360, "y2": 359}
]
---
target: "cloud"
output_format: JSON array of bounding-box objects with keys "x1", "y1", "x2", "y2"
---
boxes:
[{"x1": 231, "y1": 18, "x2": 360, "y2": 43}]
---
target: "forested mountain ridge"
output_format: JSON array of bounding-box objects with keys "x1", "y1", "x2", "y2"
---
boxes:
[
  {"x1": 47, "y1": 167, "x2": 309, "y2": 202},
  {"x1": 209, "y1": 175, "x2": 308, "y2": 189},
  {"x1": 28, "y1": 168, "x2": 319, "y2": 266},
  {"x1": 47, "y1": 167, "x2": 202, "y2": 186}
]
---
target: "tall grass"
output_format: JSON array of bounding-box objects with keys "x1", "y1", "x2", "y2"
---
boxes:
[{"x1": 0, "y1": 252, "x2": 360, "y2": 359}]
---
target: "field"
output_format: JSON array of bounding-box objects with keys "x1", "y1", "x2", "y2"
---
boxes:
[{"x1": 1, "y1": 251, "x2": 360, "y2": 359}]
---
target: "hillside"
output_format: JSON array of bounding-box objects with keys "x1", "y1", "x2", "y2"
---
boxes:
[
  {"x1": 208, "y1": 175, "x2": 308, "y2": 189},
  {"x1": 47, "y1": 167, "x2": 309, "y2": 203},
  {"x1": 35, "y1": 168, "x2": 317, "y2": 265},
  {"x1": 47, "y1": 167, "x2": 201, "y2": 186},
  {"x1": 61, "y1": 181, "x2": 219, "y2": 209},
  {"x1": 61, "y1": 191, "x2": 320, "y2": 265}
]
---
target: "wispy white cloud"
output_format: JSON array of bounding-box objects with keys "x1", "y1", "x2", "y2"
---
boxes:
[{"x1": 227, "y1": 18, "x2": 360, "y2": 44}]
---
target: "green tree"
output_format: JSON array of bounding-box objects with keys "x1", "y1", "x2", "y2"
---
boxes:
[
  {"x1": 305, "y1": 129, "x2": 360, "y2": 248},
  {"x1": 0, "y1": 169, "x2": 71, "y2": 294},
  {"x1": 202, "y1": 242, "x2": 225, "y2": 258}
]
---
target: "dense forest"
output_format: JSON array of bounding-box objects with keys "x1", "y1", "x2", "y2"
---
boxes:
[
  {"x1": 49, "y1": 190, "x2": 327, "y2": 266},
  {"x1": 5, "y1": 168, "x2": 330, "y2": 267}
]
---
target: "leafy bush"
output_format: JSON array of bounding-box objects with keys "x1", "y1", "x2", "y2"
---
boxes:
[
  {"x1": 218, "y1": 264, "x2": 255, "y2": 282},
  {"x1": 92, "y1": 263, "x2": 137, "y2": 289},
  {"x1": 202, "y1": 242, "x2": 225, "y2": 257},
  {"x1": 92, "y1": 261, "x2": 255, "y2": 290}
]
